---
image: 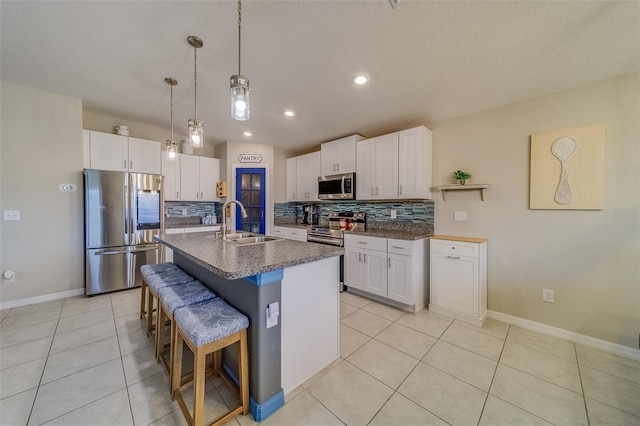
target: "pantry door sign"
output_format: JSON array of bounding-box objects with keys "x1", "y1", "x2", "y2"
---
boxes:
[{"x1": 238, "y1": 152, "x2": 263, "y2": 163}]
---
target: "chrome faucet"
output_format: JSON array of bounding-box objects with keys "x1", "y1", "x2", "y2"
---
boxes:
[{"x1": 221, "y1": 200, "x2": 248, "y2": 240}]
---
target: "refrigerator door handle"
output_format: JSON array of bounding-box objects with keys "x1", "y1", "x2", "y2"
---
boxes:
[
  {"x1": 94, "y1": 249, "x2": 129, "y2": 256},
  {"x1": 130, "y1": 246, "x2": 159, "y2": 253}
]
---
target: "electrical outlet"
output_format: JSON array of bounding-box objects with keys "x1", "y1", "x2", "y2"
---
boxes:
[
  {"x1": 542, "y1": 288, "x2": 555, "y2": 303},
  {"x1": 3, "y1": 210, "x2": 21, "y2": 221},
  {"x1": 454, "y1": 210, "x2": 467, "y2": 222},
  {"x1": 181, "y1": 208, "x2": 188, "y2": 216},
  {"x1": 390, "y1": 210, "x2": 397, "y2": 219}
]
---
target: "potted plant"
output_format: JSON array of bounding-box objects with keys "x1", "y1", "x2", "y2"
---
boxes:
[{"x1": 453, "y1": 170, "x2": 471, "y2": 185}]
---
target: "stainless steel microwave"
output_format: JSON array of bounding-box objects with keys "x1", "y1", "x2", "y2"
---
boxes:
[{"x1": 318, "y1": 173, "x2": 356, "y2": 200}]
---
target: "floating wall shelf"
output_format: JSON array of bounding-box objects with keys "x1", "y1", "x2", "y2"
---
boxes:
[{"x1": 435, "y1": 184, "x2": 490, "y2": 201}]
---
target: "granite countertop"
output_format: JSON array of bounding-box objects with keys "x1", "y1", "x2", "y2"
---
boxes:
[
  {"x1": 155, "y1": 232, "x2": 343, "y2": 280},
  {"x1": 344, "y1": 228, "x2": 432, "y2": 240},
  {"x1": 274, "y1": 220, "x2": 433, "y2": 241}
]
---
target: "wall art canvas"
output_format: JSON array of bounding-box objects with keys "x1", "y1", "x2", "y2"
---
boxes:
[{"x1": 530, "y1": 124, "x2": 605, "y2": 210}]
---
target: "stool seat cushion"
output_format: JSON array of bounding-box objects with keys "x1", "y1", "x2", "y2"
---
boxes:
[
  {"x1": 140, "y1": 262, "x2": 179, "y2": 280},
  {"x1": 174, "y1": 299, "x2": 249, "y2": 347},
  {"x1": 146, "y1": 268, "x2": 195, "y2": 291},
  {"x1": 158, "y1": 281, "x2": 217, "y2": 314}
]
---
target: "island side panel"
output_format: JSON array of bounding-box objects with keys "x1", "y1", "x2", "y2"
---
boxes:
[
  {"x1": 281, "y1": 256, "x2": 340, "y2": 393},
  {"x1": 174, "y1": 252, "x2": 282, "y2": 405}
]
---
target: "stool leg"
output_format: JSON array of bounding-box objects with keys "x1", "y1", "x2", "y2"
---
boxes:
[
  {"x1": 171, "y1": 327, "x2": 184, "y2": 399},
  {"x1": 156, "y1": 302, "x2": 165, "y2": 363},
  {"x1": 193, "y1": 348, "x2": 207, "y2": 426},
  {"x1": 169, "y1": 317, "x2": 177, "y2": 394},
  {"x1": 239, "y1": 329, "x2": 249, "y2": 415},
  {"x1": 140, "y1": 279, "x2": 147, "y2": 319},
  {"x1": 146, "y1": 290, "x2": 154, "y2": 338}
]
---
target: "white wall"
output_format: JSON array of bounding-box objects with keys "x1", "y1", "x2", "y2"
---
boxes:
[
  {"x1": 1, "y1": 82, "x2": 84, "y2": 303},
  {"x1": 431, "y1": 72, "x2": 640, "y2": 348}
]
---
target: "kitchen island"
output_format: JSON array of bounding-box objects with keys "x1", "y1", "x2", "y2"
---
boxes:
[{"x1": 154, "y1": 231, "x2": 343, "y2": 421}]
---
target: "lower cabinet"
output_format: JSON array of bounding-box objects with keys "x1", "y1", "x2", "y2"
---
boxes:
[
  {"x1": 274, "y1": 226, "x2": 308, "y2": 242},
  {"x1": 163, "y1": 226, "x2": 221, "y2": 262},
  {"x1": 344, "y1": 234, "x2": 427, "y2": 312},
  {"x1": 429, "y1": 235, "x2": 487, "y2": 326}
]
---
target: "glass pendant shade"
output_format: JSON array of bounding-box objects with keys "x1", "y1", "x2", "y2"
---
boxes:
[
  {"x1": 231, "y1": 75, "x2": 250, "y2": 121},
  {"x1": 188, "y1": 119, "x2": 204, "y2": 147},
  {"x1": 166, "y1": 140, "x2": 178, "y2": 159},
  {"x1": 165, "y1": 77, "x2": 178, "y2": 161}
]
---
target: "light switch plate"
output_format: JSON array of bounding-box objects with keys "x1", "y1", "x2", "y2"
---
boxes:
[
  {"x1": 390, "y1": 210, "x2": 397, "y2": 219},
  {"x1": 3, "y1": 210, "x2": 21, "y2": 221},
  {"x1": 454, "y1": 210, "x2": 467, "y2": 222}
]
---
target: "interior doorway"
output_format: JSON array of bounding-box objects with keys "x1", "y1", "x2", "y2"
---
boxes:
[{"x1": 235, "y1": 168, "x2": 266, "y2": 234}]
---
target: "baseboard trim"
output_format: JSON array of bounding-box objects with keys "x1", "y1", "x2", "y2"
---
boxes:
[
  {"x1": 487, "y1": 310, "x2": 640, "y2": 361},
  {"x1": 0, "y1": 288, "x2": 85, "y2": 310}
]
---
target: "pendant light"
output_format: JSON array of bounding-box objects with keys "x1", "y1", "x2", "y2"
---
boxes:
[
  {"x1": 230, "y1": 0, "x2": 250, "y2": 121},
  {"x1": 165, "y1": 78, "x2": 179, "y2": 160},
  {"x1": 187, "y1": 35, "x2": 204, "y2": 147}
]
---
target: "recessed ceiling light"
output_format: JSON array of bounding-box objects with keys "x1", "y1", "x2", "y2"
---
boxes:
[
  {"x1": 353, "y1": 74, "x2": 369, "y2": 85},
  {"x1": 284, "y1": 110, "x2": 295, "y2": 117},
  {"x1": 243, "y1": 131, "x2": 252, "y2": 137}
]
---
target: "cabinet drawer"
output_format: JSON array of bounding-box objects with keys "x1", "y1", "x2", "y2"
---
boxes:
[
  {"x1": 344, "y1": 234, "x2": 387, "y2": 251},
  {"x1": 387, "y1": 239, "x2": 413, "y2": 255},
  {"x1": 430, "y1": 239, "x2": 479, "y2": 257}
]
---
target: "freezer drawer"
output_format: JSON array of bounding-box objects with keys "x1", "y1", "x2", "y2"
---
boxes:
[{"x1": 85, "y1": 245, "x2": 159, "y2": 295}]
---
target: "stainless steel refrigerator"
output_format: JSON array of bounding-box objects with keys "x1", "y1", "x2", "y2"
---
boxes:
[{"x1": 84, "y1": 169, "x2": 164, "y2": 295}]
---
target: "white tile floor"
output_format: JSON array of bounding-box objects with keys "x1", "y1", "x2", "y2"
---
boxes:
[{"x1": 1, "y1": 288, "x2": 639, "y2": 425}]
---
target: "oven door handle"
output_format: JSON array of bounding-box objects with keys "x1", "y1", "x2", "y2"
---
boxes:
[{"x1": 307, "y1": 235, "x2": 343, "y2": 246}]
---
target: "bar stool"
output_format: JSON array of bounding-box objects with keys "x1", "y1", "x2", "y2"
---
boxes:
[
  {"x1": 172, "y1": 298, "x2": 249, "y2": 426},
  {"x1": 142, "y1": 264, "x2": 196, "y2": 341},
  {"x1": 139, "y1": 262, "x2": 180, "y2": 320},
  {"x1": 156, "y1": 280, "x2": 217, "y2": 388}
]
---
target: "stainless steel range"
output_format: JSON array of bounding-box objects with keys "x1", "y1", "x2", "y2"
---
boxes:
[
  {"x1": 307, "y1": 211, "x2": 366, "y2": 246},
  {"x1": 307, "y1": 211, "x2": 366, "y2": 292}
]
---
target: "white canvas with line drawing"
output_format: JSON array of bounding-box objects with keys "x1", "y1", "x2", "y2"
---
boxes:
[{"x1": 530, "y1": 124, "x2": 605, "y2": 210}]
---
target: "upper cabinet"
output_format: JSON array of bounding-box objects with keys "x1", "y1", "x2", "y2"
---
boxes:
[
  {"x1": 286, "y1": 152, "x2": 320, "y2": 202},
  {"x1": 320, "y1": 134, "x2": 364, "y2": 176},
  {"x1": 83, "y1": 130, "x2": 161, "y2": 174},
  {"x1": 178, "y1": 154, "x2": 220, "y2": 202},
  {"x1": 356, "y1": 126, "x2": 432, "y2": 200},
  {"x1": 162, "y1": 153, "x2": 220, "y2": 202}
]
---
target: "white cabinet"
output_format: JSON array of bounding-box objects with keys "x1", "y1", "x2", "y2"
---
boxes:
[
  {"x1": 356, "y1": 126, "x2": 432, "y2": 200},
  {"x1": 286, "y1": 152, "x2": 320, "y2": 202},
  {"x1": 286, "y1": 158, "x2": 297, "y2": 202},
  {"x1": 429, "y1": 236, "x2": 487, "y2": 326},
  {"x1": 178, "y1": 154, "x2": 220, "y2": 202},
  {"x1": 83, "y1": 130, "x2": 161, "y2": 174},
  {"x1": 398, "y1": 126, "x2": 432, "y2": 199},
  {"x1": 320, "y1": 134, "x2": 364, "y2": 175},
  {"x1": 387, "y1": 239, "x2": 414, "y2": 305},
  {"x1": 356, "y1": 133, "x2": 398, "y2": 200},
  {"x1": 162, "y1": 152, "x2": 181, "y2": 201},
  {"x1": 344, "y1": 234, "x2": 428, "y2": 312},
  {"x1": 274, "y1": 226, "x2": 307, "y2": 242},
  {"x1": 163, "y1": 225, "x2": 221, "y2": 262}
]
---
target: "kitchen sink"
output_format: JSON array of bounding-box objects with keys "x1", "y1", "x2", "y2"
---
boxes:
[
  {"x1": 232, "y1": 236, "x2": 282, "y2": 245},
  {"x1": 223, "y1": 233, "x2": 255, "y2": 240}
]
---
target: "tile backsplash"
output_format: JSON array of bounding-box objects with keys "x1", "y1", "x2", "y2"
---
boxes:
[
  {"x1": 274, "y1": 201, "x2": 435, "y2": 223},
  {"x1": 166, "y1": 201, "x2": 222, "y2": 219}
]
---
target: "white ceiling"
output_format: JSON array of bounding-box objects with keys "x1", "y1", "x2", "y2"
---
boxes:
[{"x1": 1, "y1": 1, "x2": 639, "y2": 153}]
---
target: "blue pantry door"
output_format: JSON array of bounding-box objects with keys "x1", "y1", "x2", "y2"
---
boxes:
[{"x1": 235, "y1": 168, "x2": 266, "y2": 234}]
